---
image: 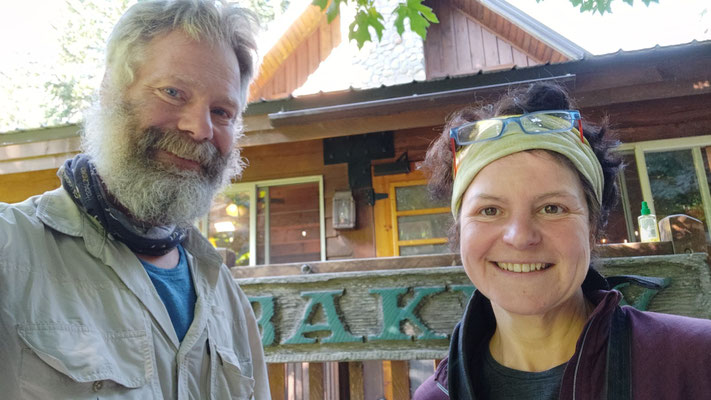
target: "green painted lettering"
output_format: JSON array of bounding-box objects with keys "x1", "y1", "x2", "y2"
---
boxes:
[
  {"x1": 249, "y1": 296, "x2": 276, "y2": 346},
  {"x1": 369, "y1": 286, "x2": 447, "y2": 341},
  {"x1": 450, "y1": 284, "x2": 476, "y2": 300},
  {"x1": 284, "y1": 290, "x2": 363, "y2": 344},
  {"x1": 612, "y1": 278, "x2": 670, "y2": 311}
]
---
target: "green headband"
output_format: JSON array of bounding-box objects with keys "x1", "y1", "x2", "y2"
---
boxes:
[{"x1": 451, "y1": 124, "x2": 604, "y2": 217}]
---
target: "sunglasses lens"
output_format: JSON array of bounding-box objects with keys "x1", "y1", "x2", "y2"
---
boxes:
[
  {"x1": 457, "y1": 120, "x2": 504, "y2": 144},
  {"x1": 521, "y1": 112, "x2": 573, "y2": 132}
]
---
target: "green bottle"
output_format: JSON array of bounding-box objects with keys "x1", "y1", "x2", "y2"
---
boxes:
[{"x1": 638, "y1": 201, "x2": 660, "y2": 242}]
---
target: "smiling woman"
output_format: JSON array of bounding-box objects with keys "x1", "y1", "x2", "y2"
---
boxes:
[{"x1": 413, "y1": 83, "x2": 711, "y2": 399}]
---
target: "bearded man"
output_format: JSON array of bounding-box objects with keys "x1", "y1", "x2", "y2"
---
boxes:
[{"x1": 0, "y1": 1, "x2": 270, "y2": 398}]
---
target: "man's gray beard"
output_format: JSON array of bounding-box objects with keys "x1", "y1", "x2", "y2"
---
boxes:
[{"x1": 81, "y1": 101, "x2": 244, "y2": 229}]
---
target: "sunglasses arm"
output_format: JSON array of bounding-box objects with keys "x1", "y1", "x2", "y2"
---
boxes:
[{"x1": 450, "y1": 137, "x2": 458, "y2": 176}]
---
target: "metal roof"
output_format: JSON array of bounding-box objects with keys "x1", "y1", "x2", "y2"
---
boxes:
[{"x1": 244, "y1": 39, "x2": 710, "y2": 117}]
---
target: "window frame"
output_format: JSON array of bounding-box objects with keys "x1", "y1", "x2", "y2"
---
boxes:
[
  {"x1": 617, "y1": 134, "x2": 711, "y2": 237},
  {"x1": 388, "y1": 179, "x2": 449, "y2": 256},
  {"x1": 201, "y1": 175, "x2": 326, "y2": 266}
]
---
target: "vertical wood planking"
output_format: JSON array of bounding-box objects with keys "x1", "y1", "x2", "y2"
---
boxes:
[
  {"x1": 439, "y1": 2, "x2": 456, "y2": 77},
  {"x1": 324, "y1": 362, "x2": 340, "y2": 400},
  {"x1": 521, "y1": 34, "x2": 532, "y2": 56},
  {"x1": 285, "y1": 57, "x2": 297, "y2": 95},
  {"x1": 512, "y1": 48, "x2": 528, "y2": 67},
  {"x1": 303, "y1": 363, "x2": 311, "y2": 400},
  {"x1": 309, "y1": 363, "x2": 325, "y2": 400},
  {"x1": 297, "y1": 362, "x2": 305, "y2": 399},
  {"x1": 273, "y1": 67, "x2": 286, "y2": 98},
  {"x1": 308, "y1": 33, "x2": 320, "y2": 73},
  {"x1": 423, "y1": 12, "x2": 442, "y2": 78},
  {"x1": 287, "y1": 363, "x2": 295, "y2": 400},
  {"x1": 467, "y1": 19, "x2": 485, "y2": 70},
  {"x1": 481, "y1": 28, "x2": 499, "y2": 66},
  {"x1": 338, "y1": 362, "x2": 350, "y2": 399},
  {"x1": 363, "y1": 360, "x2": 386, "y2": 400},
  {"x1": 392, "y1": 360, "x2": 411, "y2": 400},
  {"x1": 384, "y1": 360, "x2": 411, "y2": 400},
  {"x1": 296, "y1": 42, "x2": 309, "y2": 88},
  {"x1": 268, "y1": 363, "x2": 286, "y2": 400},
  {"x1": 348, "y1": 362, "x2": 365, "y2": 400},
  {"x1": 497, "y1": 38, "x2": 514, "y2": 65},
  {"x1": 319, "y1": 19, "x2": 331, "y2": 61},
  {"x1": 541, "y1": 46, "x2": 554, "y2": 62},
  {"x1": 452, "y1": 8, "x2": 472, "y2": 74},
  {"x1": 534, "y1": 40, "x2": 546, "y2": 62}
]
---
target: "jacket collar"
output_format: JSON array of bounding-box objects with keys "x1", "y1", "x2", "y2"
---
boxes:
[{"x1": 446, "y1": 268, "x2": 622, "y2": 399}]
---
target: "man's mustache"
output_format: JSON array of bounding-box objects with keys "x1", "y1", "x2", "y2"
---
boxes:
[{"x1": 142, "y1": 127, "x2": 226, "y2": 174}]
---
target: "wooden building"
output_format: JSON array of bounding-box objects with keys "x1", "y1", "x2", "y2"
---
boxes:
[{"x1": 1, "y1": 0, "x2": 711, "y2": 398}]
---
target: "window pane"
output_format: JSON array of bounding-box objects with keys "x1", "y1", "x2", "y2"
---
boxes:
[
  {"x1": 646, "y1": 150, "x2": 706, "y2": 225},
  {"x1": 397, "y1": 213, "x2": 451, "y2": 241},
  {"x1": 257, "y1": 182, "x2": 321, "y2": 265},
  {"x1": 606, "y1": 152, "x2": 642, "y2": 243},
  {"x1": 400, "y1": 243, "x2": 449, "y2": 256},
  {"x1": 207, "y1": 190, "x2": 251, "y2": 266},
  {"x1": 395, "y1": 185, "x2": 448, "y2": 211}
]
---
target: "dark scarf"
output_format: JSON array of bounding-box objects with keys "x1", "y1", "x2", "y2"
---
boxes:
[{"x1": 60, "y1": 154, "x2": 187, "y2": 256}]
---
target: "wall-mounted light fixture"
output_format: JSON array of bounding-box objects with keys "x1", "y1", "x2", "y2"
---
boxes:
[{"x1": 333, "y1": 190, "x2": 356, "y2": 229}]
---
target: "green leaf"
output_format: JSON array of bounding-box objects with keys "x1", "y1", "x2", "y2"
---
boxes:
[
  {"x1": 393, "y1": 0, "x2": 438, "y2": 40},
  {"x1": 326, "y1": 0, "x2": 345, "y2": 23},
  {"x1": 311, "y1": 0, "x2": 329, "y2": 10},
  {"x1": 348, "y1": 7, "x2": 385, "y2": 48},
  {"x1": 622, "y1": 0, "x2": 633, "y2": 5},
  {"x1": 595, "y1": 0, "x2": 612, "y2": 14}
]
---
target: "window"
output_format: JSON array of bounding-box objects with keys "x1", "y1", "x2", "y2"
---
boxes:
[
  {"x1": 608, "y1": 135, "x2": 711, "y2": 244},
  {"x1": 203, "y1": 176, "x2": 325, "y2": 266},
  {"x1": 373, "y1": 169, "x2": 452, "y2": 257},
  {"x1": 391, "y1": 181, "x2": 450, "y2": 256}
]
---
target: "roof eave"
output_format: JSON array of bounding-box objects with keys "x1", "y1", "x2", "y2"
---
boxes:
[{"x1": 479, "y1": 0, "x2": 592, "y2": 59}]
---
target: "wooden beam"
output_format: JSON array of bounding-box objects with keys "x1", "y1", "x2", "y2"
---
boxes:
[
  {"x1": 268, "y1": 363, "x2": 286, "y2": 400},
  {"x1": 309, "y1": 363, "x2": 325, "y2": 400},
  {"x1": 384, "y1": 360, "x2": 410, "y2": 400},
  {"x1": 232, "y1": 253, "x2": 461, "y2": 278},
  {"x1": 348, "y1": 362, "x2": 365, "y2": 400}
]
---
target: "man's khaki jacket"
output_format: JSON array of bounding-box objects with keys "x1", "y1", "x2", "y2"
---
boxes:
[{"x1": 0, "y1": 187, "x2": 270, "y2": 399}]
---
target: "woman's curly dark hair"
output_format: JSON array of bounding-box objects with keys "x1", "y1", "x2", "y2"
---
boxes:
[{"x1": 420, "y1": 83, "x2": 623, "y2": 249}]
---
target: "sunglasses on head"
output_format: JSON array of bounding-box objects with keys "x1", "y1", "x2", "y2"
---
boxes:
[{"x1": 449, "y1": 110, "x2": 584, "y2": 176}]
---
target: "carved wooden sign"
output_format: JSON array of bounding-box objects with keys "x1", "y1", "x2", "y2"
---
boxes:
[{"x1": 235, "y1": 253, "x2": 710, "y2": 363}]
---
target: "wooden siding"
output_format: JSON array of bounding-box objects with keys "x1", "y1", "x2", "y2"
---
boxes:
[
  {"x1": 240, "y1": 139, "x2": 376, "y2": 261},
  {"x1": 0, "y1": 168, "x2": 60, "y2": 203},
  {"x1": 452, "y1": 0, "x2": 569, "y2": 63},
  {"x1": 250, "y1": 13, "x2": 341, "y2": 101},
  {"x1": 425, "y1": 1, "x2": 541, "y2": 79}
]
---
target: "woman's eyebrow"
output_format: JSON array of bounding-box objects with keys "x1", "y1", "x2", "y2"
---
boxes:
[{"x1": 534, "y1": 191, "x2": 580, "y2": 202}]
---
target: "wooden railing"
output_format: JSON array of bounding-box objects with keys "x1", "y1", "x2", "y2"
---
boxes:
[{"x1": 229, "y1": 214, "x2": 710, "y2": 399}]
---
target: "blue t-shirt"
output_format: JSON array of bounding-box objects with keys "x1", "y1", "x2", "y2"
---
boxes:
[{"x1": 140, "y1": 245, "x2": 197, "y2": 342}]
